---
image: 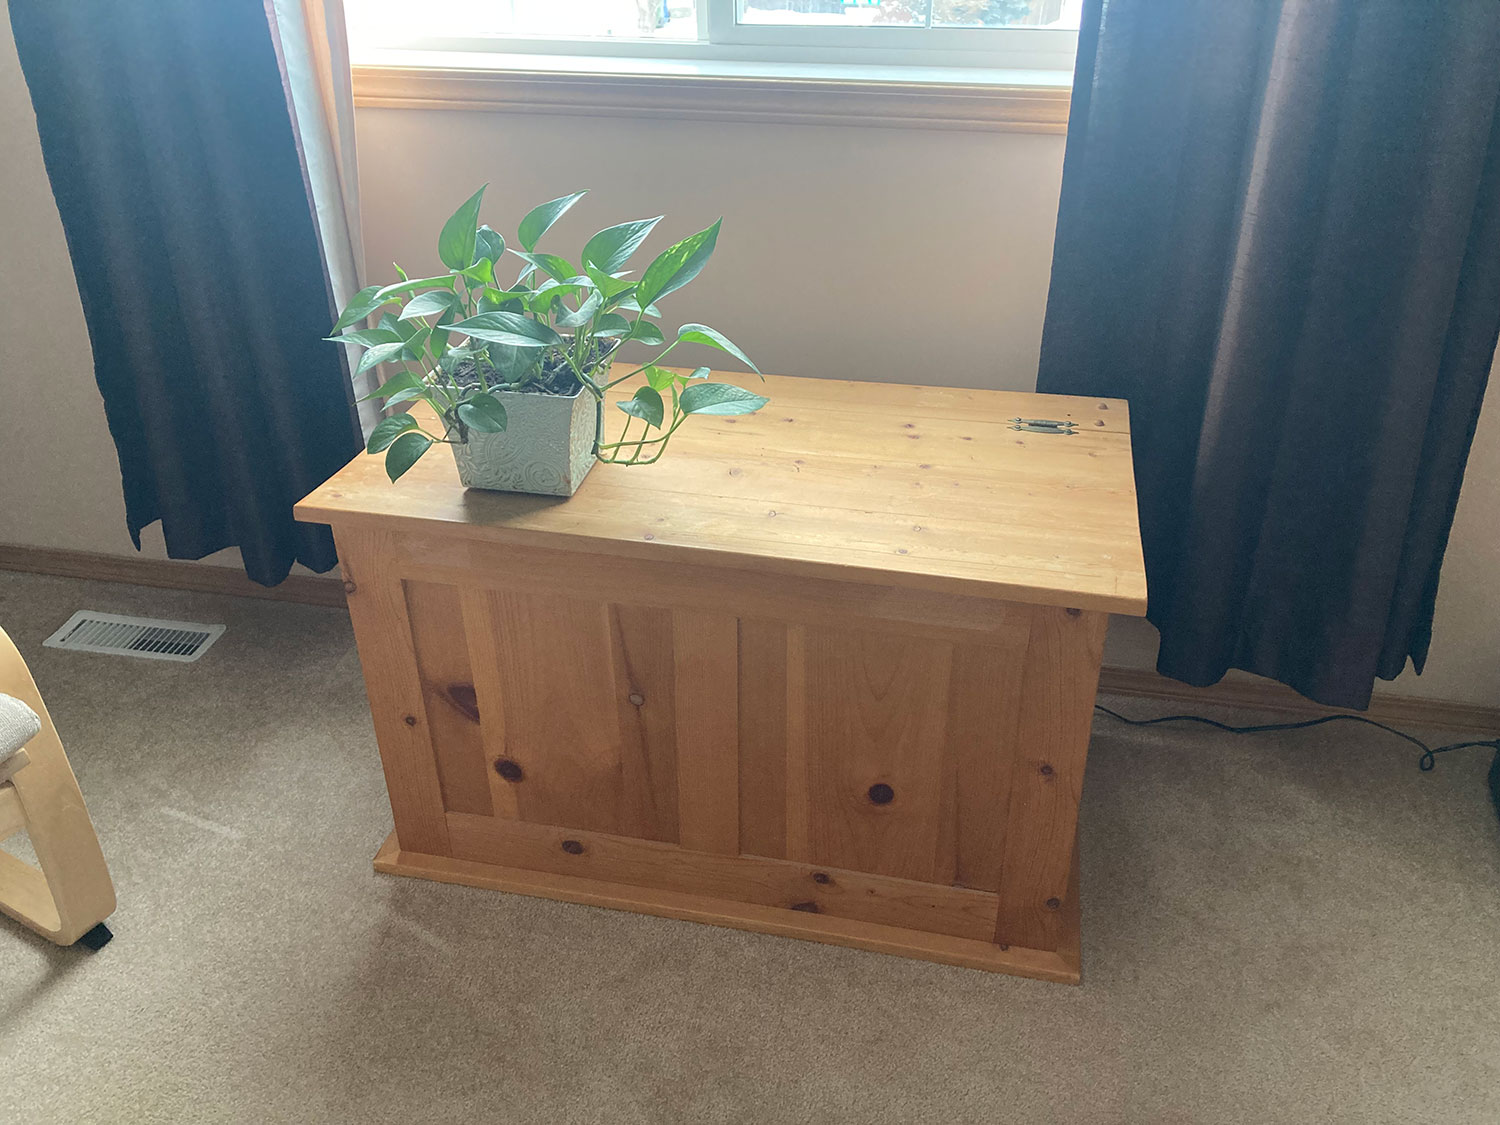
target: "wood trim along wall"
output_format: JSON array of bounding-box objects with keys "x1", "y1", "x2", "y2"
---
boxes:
[
  {"x1": 350, "y1": 64, "x2": 1073, "y2": 133},
  {"x1": 0, "y1": 545, "x2": 347, "y2": 609},
  {"x1": 1, "y1": 543, "x2": 1494, "y2": 733}
]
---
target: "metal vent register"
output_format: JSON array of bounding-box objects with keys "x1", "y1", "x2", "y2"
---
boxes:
[{"x1": 43, "y1": 611, "x2": 225, "y2": 663}]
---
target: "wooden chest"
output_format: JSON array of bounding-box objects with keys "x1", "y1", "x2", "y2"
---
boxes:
[{"x1": 295, "y1": 371, "x2": 1146, "y2": 982}]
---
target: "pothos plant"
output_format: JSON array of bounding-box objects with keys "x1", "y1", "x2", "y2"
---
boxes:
[{"x1": 327, "y1": 185, "x2": 767, "y2": 481}]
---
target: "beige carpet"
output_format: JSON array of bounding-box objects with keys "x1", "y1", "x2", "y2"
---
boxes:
[{"x1": 0, "y1": 569, "x2": 1496, "y2": 1124}]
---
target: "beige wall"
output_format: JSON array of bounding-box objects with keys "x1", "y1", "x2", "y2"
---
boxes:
[{"x1": 1, "y1": 15, "x2": 1495, "y2": 704}]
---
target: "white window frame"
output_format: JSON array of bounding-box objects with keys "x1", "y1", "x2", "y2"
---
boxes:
[{"x1": 347, "y1": 0, "x2": 1080, "y2": 77}]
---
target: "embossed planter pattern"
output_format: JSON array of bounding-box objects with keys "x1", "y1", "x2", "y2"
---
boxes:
[{"x1": 450, "y1": 384, "x2": 597, "y2": 496}]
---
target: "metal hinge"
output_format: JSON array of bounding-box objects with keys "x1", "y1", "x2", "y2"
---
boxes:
[{"x1": 1010, "y1": 418, "x2": 1077, "y2": 435}]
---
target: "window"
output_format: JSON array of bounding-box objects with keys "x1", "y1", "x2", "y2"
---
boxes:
[{"x1": 346, "y1": 1, "x2": 1082, "y2": 74}]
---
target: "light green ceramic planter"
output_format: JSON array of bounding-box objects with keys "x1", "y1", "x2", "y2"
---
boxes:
[{"x1": 449, "y1": 384, "x2": 597, "y2": 497}]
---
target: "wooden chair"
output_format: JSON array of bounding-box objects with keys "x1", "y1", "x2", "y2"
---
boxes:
[{"x1": 0, "y1": 625, "x2": 115, "y2": 949}]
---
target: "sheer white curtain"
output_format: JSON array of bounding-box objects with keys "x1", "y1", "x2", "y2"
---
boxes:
[{"x1": 264, "y1": 0, "x2": 378, "y2": 436}]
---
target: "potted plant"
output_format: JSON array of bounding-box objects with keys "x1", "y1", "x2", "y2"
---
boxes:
[{"x1": 326, "y1": 186, "x2": 767, "y2": 495}]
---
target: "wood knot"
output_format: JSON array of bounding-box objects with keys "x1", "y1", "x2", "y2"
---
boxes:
[
  {"x1": 867, "y1": 783, "x2": 895, "y2": 805},
  {"x1": 1045, "y1": 897, "x2": 1062, "y2": 911},
  {"x1": 790, "y1": 901, "x2": 820, "y2": 913},
  {"x1": 402, "y1": 715, "x2": 417, "y2": 727},
  {"x1": 446, "y1": 683, "x2": 481, "y2": 723},
  {"x1": 561, "y1": 840, "x2": 584, "y2": 855},
  {"x1": 812, "y1": 872, "x2": 832, "y2": 885},
  {"x1": 1065, "y1": 607, "x2": 1082, "y2": 617},
  {"x1": 494, "y1": 759, "x2": 523, "y2": 782},
  {"x1": 1039, "y1": 763, "x2": 1055, "y2": 778},
  {"x1": 628, "y1": 692, "x2": 646, "y2": 707},
  {"x1": 342, "y1": 579, "x2": 357, "y2": 594}
]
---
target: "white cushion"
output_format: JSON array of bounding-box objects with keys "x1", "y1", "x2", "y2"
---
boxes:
[{"x1": 0, "y1": 693, "x2": 41, "y2": 765}]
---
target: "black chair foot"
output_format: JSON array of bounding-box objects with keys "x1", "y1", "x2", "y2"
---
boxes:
[{"x1": 75, "y1": 922, "x2": 112, "y2": 951}]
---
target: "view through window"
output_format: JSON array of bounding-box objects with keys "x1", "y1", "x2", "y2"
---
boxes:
[{"x1": 347, "y1": 0, "x2": 1081, "y2": 45}]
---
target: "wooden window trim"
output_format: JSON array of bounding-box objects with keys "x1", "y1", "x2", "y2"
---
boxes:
[{"x1": 351, "y1": 63, "x2": 1072, "y2": 134}]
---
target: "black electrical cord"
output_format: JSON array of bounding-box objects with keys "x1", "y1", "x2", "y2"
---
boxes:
[{"x1": 1093, "y1": 703, "x2": 1500, "y2": 772}]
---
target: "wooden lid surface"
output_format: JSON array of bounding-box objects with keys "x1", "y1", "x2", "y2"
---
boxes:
[{"x1": 295, "y1": 369, "x2": 1147, "y2": 614}]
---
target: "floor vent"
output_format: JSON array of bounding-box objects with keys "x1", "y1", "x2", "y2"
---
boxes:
[{"x1": 42, "y1": 611, "x2": 225, "y2": 663}]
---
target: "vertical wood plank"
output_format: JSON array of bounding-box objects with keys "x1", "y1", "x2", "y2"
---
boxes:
[
  {"x1": 609, "y1": 605, "x2": 680, "y2": 844},
  {"x1": 737, "y1": 618, "x2": 788, "y2": 859},
  {"x1": 487, "y1": 591, "x2": 627, "y2": 836},
  {"x1": 947, "y1": 630, "x2": 1032, "y2": 892},
  {"x1": 801, "y1": 626, "x2": 954, "y2": 883},
  {"x1": 784, "y1": 625, "x2": 810, "y2": 863},
  {"x1": 460, "y1": 588, "x2": 518, "y2": 820},
  {"x1": 403, "y1": 581, "x2": 494, "y2": 817},
  {"x1": 993, "y1": 606, "x2": 1106, "y2": 953},
  {"x1": 336, "y1": 528, "x2": 451, "y2": 856},
  {"x1": 672, "y1": 611, "x2": 740, "y2": 855}
]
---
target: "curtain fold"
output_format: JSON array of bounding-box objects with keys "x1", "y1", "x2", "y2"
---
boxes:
[
  {"x1": 1038, "y1": 0, "x2": 1500, "y2": 709},
  {"x1": 264, "y1": 0, "x2": 379, "y2": 435},
  {"x1": 9, "y1": 0, "x2": 362, "y2": 586}
]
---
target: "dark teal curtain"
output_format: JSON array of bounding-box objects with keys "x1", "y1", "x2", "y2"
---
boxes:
[
  {"x1": 9, "y1": 0, "x2": 361, "y2": 586},
  {"x1": 1039, "y1": 0, "x2": 1500, "y2": 709}
]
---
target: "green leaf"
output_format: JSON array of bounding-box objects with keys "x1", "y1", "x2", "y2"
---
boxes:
[
  {"x1": 582, "y1": 217, "x2": 662, "y2": 274},
  {"x1": 510, "y1": 249, "x2": 578, "y2": 284},
  {"x1": 354, "y1": 340, "x2": 409, "y2": 377},
  {"x1": 480, "y1": 285, "x2": 526, "y2": 313},
  {"x1": 400, "y1": 326, "x2": 430, "y2": 362},
  {"x1": 584, "y1": 263, "x2": 637, "y2": 302},
  {"x1": 555, "y1": 289, "x2": 604, "y2": 329},
  {"x1": 637, "y1": 219, "x2": 720, "y2": 311},
  {"x1": 393, "y1": 262, "x2": 409, "y2": 281},
  {"x1": 450, "y1": 311, "x2": 563, "y2": 349},
  {"x1": 518, "y1": 190, "x2": 587, "y2": 251},
  {"x1": 366, "y1": 413, "x2": 417, "y2": 454},
  {"x1": 457, "y1": 392, "x2": 508, "y2": 434},
  {"x1": 359, "y1": 370, "x2": 427, "y2": 403},
  {"x1": 527, "y1": 280, "x2": 592, "y2": 316},
  {"x1": 475, "y1": 225, "x2": 505, "y2": 264},
  {"x1": 676, "y1": 323, "x2": 759, "y2": 373},
  {"x1": 333, "y1": 285, "x2": 390, "y2": 332},
  {"x1": 399, "y1": 289, "x2": 459, "y2": 321},
  {"x1": 373, "y1": 274, "x2": 458, "y2": 302},
  {"x1": 627, "y1": 321, "x2": 665, "y2": 346},
  {"x1": 615, "y1": 295, "x2": 662, "y2": 318},
  {"x1": 688, "y1": 366, "x2": 711, "y2": 380},
  {"x1": 384, "y1": 431, "x2": 433, "y2": 481},
  {"x1": 592, "y1": 312, "x2": 634, "y2": 338},
  {"x1": 679, "y1": 382, "x2": 769, "y2": 416},
  {"x1": 460, "y1": 258, "x2": 495, "y2": 287},
  {"x1": 438, "y1": 184, "x2": 486, "y2": 271},
  {"x1": 430, "y1": 305, "x2": 456, "y2": 361},
  {"x1": 643, "y1": 364, "x2": 675, "y2": 392},
  {"x1": 618, "y1": 386, "x2": 665, "y2": 428},
  {"x1": 326, "y1": 327, "x2": 402, "y2": 348}
]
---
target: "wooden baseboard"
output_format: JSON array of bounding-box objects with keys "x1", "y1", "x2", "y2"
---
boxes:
[
  {"x1": 1098, "y1": 666, "x2": 1500, "y2": 735},
  {"x1": 0, "y1": 544, "x2": 346, "y2": 609},
  {"x1": 2, "y1": 543, "x2": 1494, "y2": 733}
]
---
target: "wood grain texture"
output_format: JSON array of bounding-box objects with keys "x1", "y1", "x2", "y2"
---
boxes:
[
  {"x1": 335, "y1": 528, "x2": 451, "y2": 856},
  {"x1": 295, "y1": 373, "x2": 1148, "y2": 616},
  {"x1": 305, "y1": 378, "x2": 1149, "y2": 980},
  {"x1": 375, "y1": 832, "x2": 1079, "y2": 982},
  {"x1": 800, "y1": 626, "x2": 954, "y2": 883},
  {"x1": 444, "y1": 814, "x2": 999, "y2": 942},
  {"x1": 737, "y1": 619, "x2": 788, "y2": 860},
  {"x1": 403, "y1": 580, "x2": 492, "y2": 817},
  {"x1": 671, "y1": 611, "x2": 739, "y2": 854},
  {"x1": 993, "y1": 607, "x2": 1108, "y2": 953}
]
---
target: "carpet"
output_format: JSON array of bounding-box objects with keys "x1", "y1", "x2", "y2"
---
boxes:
[{"x1": 0, "y1": 570, "x2": 1496, "y2": 1124}]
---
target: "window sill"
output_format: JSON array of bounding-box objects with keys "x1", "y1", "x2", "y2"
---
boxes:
[{"x1": 350, "y1": 50, "x2": 1072, "y2": 134}]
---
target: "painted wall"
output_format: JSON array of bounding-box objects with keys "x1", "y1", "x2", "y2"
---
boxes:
[{"x1": 0, "y1": 13, "x2": 1495, "y2": 703}]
